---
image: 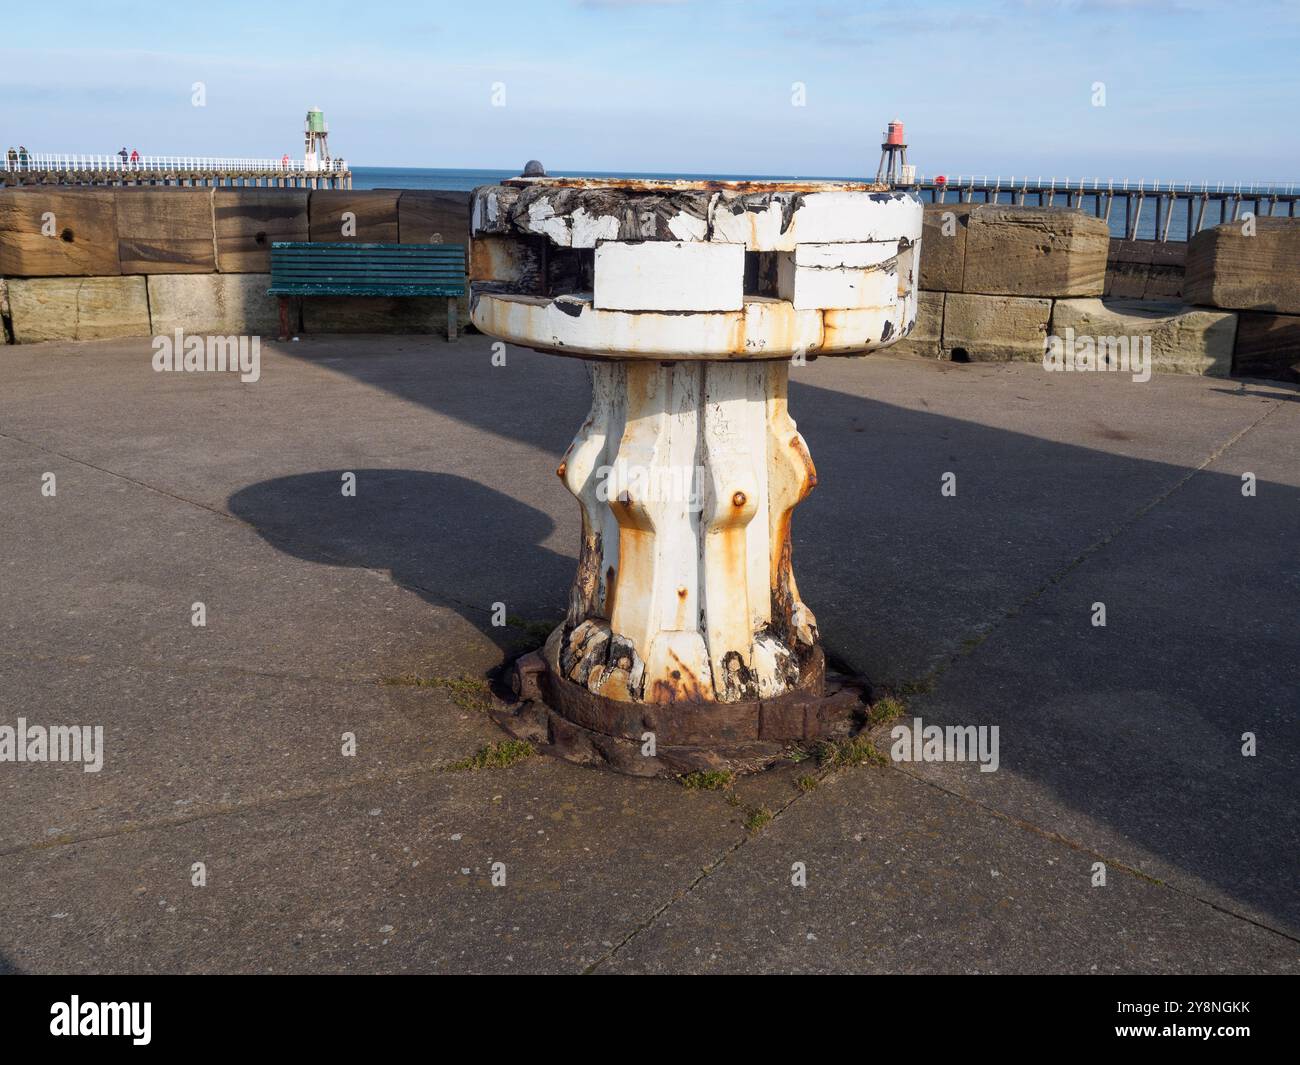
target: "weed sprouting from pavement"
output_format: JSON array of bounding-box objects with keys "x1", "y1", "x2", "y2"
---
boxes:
[
  {"x1": 816, "y1": 736, "x2": 888, "y2": 769},
  {"x1": 679, "y1": 769, "x2": 736, "y2": 791},
  {"x1": 868, "y1": 695, "x2": 907, "y2": 727},
  {"x1": 446, "y1": 739, "x2": 535, "y2": 771},
  {"x1": 379, "y1": 673, "x2": 491, "y2": 712}
]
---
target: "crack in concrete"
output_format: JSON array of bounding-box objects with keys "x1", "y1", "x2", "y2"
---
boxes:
[{"x1": 890, "y1": 763, "x2": 1300, "y2": 948}]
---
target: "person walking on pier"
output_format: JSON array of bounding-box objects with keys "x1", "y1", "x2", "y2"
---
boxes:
[
  {"x1": 5, "y1": 147, "x2": 15, "y2": 170},
  {"x1": 129, "y1": 148, "x2": 139, "y2": 166},
  {"x1": 17, "y1": 146, "x2": 29, "y2": 170},
  {"x1": 117, "y1": 146, "x2": 129, "y2": 166}
]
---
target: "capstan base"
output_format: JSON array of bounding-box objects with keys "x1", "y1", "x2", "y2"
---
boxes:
[{"x1": 492, "y1": 644, "x2": 870, "y2": 778}]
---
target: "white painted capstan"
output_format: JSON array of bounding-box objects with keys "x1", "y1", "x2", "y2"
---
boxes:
[{"x1": 469, "y1": 175, "x2": 922, "y2": 719}]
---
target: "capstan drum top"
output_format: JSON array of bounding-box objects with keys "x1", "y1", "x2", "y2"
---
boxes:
[{"x1": 468, "y1": 176, "x2": 923, "y2": 360}]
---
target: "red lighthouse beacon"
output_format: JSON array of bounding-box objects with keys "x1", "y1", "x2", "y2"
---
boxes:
[{"x1": 876, "y1": 119, "x2": 913, "y2": 186}]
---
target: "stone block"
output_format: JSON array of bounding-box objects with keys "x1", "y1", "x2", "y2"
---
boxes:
[
  {"x1": 214, "y1": 189, "x2": 309, "y2": 272},
  {"x1": 147, "y1": 273, "x2": 280, "y2": 335},
  {"x1": 962, "y1": 206, "x2": 1108, "y2": 296},
  {"x1": 0, "y1": 188, "x2": 121, "y2": 276},
  {"x1": 1050, "y1": 297, "x2": 1237, "y2": 377},
  {"x1": 1106, "y1": 262, "x2": 1149, "y2": 299},
  {"x1": 308, "y1": 190, "x2": 400, "y2": 243},
  {"x1": 919, "y1": 203, "x2": 972, "y2": 291},
  {"x1": 1232, "y1": 311, "x2": 1300, "y2": 381},
  {"x1": 891, "y1": 289, "x2": 944, "y2": 358},
  {"x1": 941, "y1": 292, "x2": 1051, "y2": 361},
  {"x1": 114, "y1": 187, "x2": 215, "y2": 273},
  {"x1": 1184, "y1": 218, "x2": 1300, "y2": 313},
  {"x1": 397, "y1": 190, "x2": 470, "y2": 246},
  {"x1": 8, "y1": 276, "x2": 150, "y2": 342}
]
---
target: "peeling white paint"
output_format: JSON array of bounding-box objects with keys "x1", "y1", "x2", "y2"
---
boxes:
[{"x1": 594, "y1": 241, "x2": 744, "y2": 312}]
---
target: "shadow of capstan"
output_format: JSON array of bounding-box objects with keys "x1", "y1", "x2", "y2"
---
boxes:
[
  {"x1": 227, "y1": 469, "x2": 573, "y2": 657},
  {"x1": 244, "y1": 337, "x2": 1299, "y2": 938}
]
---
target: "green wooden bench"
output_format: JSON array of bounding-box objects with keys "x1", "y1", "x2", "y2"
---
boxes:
[{"x1": 268, "y1": 242, "x2": 466, "y2": 341}]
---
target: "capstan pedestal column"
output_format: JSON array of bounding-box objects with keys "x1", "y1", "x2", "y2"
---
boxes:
[{"x1": 469, "y1": 176, "x2": 923, "y2": 775}]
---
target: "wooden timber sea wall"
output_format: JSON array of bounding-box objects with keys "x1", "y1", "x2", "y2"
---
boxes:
[
  {"x1": 1, "y1": 188, "x2": 1297, "y2": 381},
  {"x1": 0, "y1": 186, "x2": 470, "y2": 342}
]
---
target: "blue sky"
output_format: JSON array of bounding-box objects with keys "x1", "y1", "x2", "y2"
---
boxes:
[{"x1": 3, "y1": 0, "x2": 1297, "y2": 183}]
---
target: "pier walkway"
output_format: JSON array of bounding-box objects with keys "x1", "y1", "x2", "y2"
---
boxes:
[
  {"x1": 1, "y1": 153, "x2": 351, "y2": 189},
  {"x1": 0, "y1": 333, "x2": 1295, "y2": 973},
  {"x1": 911, "y1": 175, "x2": 1299, "y2": 242}
]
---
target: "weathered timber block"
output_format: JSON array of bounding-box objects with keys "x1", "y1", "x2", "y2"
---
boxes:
[
  {"x1": 710, "y1": 189, "x2": 918, "y2": 250},
  {"x1": 595, "y1": 240, "x2": 743, "y2": 311},
  {"x1": 0, "y1": 188, "x2": 121, "y2": 276},
  {"x1": 308, "y1": 190, "x2": 400, "y2": 242},
  {"x1": 776, "y1": 242, "x2": 898, "y2": 311},
  {"x1": 919, "y1": 203, "x2": 973, "y2": 291},
  {"x1": 1232, "y1": 311, "x2": 1300, "y2": 381},
  {"x1": 8, "y1": 276, "x2": 150, "y2": 342},
  {"x1": 147, "y1": 273, "x2": 280, "y2": 335},
  {"x1": 214, "y1": 189, "x2": 309, "y2": 272},
  {"x1": 396, "y1": 189, "x2": 471, "y2": 246},
  {"x1": 1185, "y1": 218, "x2": 1300, "y2": 313},
  {"x1": 469, "y1": 180, "x2": 921, "y2": 252},
  {"x1": 962, "y1": 206, "x2": 1108, "y2": 297},
  {"x1": 114, "y1": 187, "x2": 216, "y2": 273},
  {"x1": 941, "y1": 292, "x2": 1051, "y2": 361},
  {"x1": 890, "y1": 289, "x2": 944, "y2": 358},
  {"x1": 301, "y1": 295, "x2": 452, "y2": 334},
  {"x1": 1051, "y1": 298, "x2": 1237, "y2": 377},
  {"x1": 468, "y1": 235, "x2": 543, "y2": 290}
]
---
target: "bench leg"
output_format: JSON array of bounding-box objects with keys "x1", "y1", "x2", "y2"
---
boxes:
[
  {"x1": 278, "y1": 297, "x2": 289, "y2": 341},
  {"x1": 447, "y1": 297, "x2": 457, "y2": 342}
]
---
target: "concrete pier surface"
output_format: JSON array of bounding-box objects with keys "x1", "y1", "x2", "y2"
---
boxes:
[{"x1": 0, "y1": 335, "x2": 1296, "y2": 974}]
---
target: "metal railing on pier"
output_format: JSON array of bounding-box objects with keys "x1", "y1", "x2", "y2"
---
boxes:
[
  {"x1": 907, "y1": 174, "x2": 1299, "y2": 243},
  {"x1": 1, "y1": 153, "x2": 352, "y2": 189}
]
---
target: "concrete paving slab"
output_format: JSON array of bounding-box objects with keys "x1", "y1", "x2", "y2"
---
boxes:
[
  {"x1": 0, "y1": 758, "x2": 745, "y2": 974},
  {"x1": 599, "y1": 766, "x2": 1299, "y2": 974},
  {"x1": 0, "y1": 659, "x2": 505, "y2": 852},
  {"x1": 1, "y1": 334, "x2": 1295, "y2": 973},
  {"x1": 886, "y1": 397, "x2": 1300, "y2": 936}
]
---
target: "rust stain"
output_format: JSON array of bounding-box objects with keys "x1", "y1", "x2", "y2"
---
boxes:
[
  {"x1": 732, "y1": 490, "x2": 747, "y2": 508},
  {"x1": 604, "y1": 565, "x2": 618, "y2": 619},
  {"x1": 648, "y1": 652, "x2": 712, "y2": 703},
  {"x1": 555, "y1": 461, "x2": 567, "y2": 479}
]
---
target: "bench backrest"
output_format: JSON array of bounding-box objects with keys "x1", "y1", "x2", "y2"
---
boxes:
[{"x1": 269, "y1": 242, "x2": 465, "y2": 296}]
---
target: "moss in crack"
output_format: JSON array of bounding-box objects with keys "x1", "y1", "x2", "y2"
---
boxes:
[
  {"x1": 445, "y1": 739, "x2": 535, "y2": 772},
  {"x1": 816, "y1": 735, "x2": 889, "y2": 769},
  {"x1": 379, "y1": 673, "x2": 492, "y2": 712},
  {"x1": 743, "y1": 806, "x2": 774, "y2": 833},
  {"x1": 868, "y1": 695, "x2": 907, "y2": 727},
  {"x1": 795, "y1": 774, "x2": 819, "y2": 793},
  {"x1": 679, "y1": 769, "x2": 736, "y2": 791}
]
